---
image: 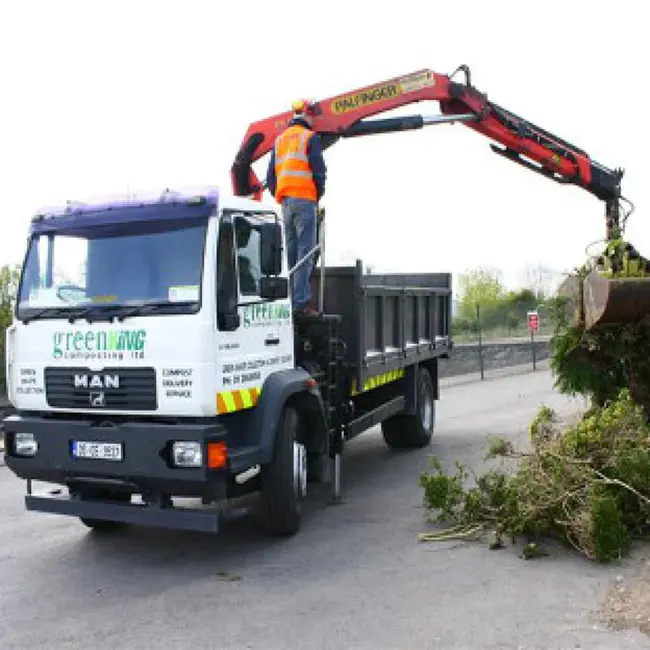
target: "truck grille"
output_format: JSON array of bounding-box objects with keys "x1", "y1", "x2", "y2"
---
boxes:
[{"x1": 44, "y1": 367, "x2": 157, "y2": 410}]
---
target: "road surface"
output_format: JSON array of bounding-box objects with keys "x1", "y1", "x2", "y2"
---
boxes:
[{"x1": 1, "y1": 363, "x2": 648, "y2": 649}]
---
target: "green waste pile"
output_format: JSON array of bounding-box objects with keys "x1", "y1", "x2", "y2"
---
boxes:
[{"x1": 420, "y1": 239, "x2": 650, "y2": 562}]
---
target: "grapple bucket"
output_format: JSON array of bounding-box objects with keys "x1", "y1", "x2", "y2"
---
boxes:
[{"x1": 582, "y1": 270, "x2": 650, "y2": 329}]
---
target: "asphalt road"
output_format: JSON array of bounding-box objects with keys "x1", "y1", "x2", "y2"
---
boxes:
[{"x1": 1, "y1": 363, "x2": 648, "y2": 649}]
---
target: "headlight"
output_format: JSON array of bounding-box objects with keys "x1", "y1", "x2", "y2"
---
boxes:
[
  {"x1": 172, "y1": 441, "x2": 202, "y2": 467},
  {"x1": 14, "y1": 433, "x2": 38, "y2": 457}
]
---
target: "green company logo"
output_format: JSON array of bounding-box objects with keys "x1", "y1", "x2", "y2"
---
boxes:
[
  {"x1": 52, "y1": 329, "x2": 147, "y2": 360},
  {"x1": 243, "y1": 303, "x2": 290, "y2": 327}
]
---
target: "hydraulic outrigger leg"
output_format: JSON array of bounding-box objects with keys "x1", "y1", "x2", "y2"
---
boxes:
[{"x1": 330, "y1": 426, "x2": 344, "y2": 504}]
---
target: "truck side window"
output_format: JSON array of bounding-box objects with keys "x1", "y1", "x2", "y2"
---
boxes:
[
  {"x1": 216, "y1": 220, "x2": 238, "y2": 330},
  {"x1": 234, "y1": 216, "x2": 262, "y2": 297}
]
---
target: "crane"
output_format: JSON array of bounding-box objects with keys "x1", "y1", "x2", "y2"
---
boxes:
[{"x1": 231, "y1": 65, "x2": 645, "y2": 328}]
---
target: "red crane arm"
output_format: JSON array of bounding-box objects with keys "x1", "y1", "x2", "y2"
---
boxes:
[{"x1": 230, "y1": 65, "x2": 626, "y2": 235}]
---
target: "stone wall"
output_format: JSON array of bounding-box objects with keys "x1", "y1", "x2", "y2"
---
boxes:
[{"x1": 438, "y1": 338, "x2": 551, "y2": 378}]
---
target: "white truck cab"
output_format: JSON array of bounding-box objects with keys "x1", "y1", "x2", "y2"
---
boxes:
[{"x1": 6, "y1": 188, "x2": 294, "y2": 419}]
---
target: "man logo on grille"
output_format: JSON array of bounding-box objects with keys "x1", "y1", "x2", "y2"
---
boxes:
[
  {"x1": 89, "y1": 392, "x2": 106, "y2": 407},
  {"x1": 75, "y1": 373, "x2": 120, "y2": 389}
]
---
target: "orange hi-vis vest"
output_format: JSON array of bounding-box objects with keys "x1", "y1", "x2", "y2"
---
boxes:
[{"x1": 274, "y1": 124, "x2": 317, "y2": 202}]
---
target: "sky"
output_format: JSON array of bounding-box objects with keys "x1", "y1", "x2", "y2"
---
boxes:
[{"x1": 1, "y1": 0, "x2": 647, "y2": 297}]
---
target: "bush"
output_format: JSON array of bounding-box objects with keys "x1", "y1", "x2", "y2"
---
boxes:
[
  {"x1": 550, "y1": 318, "x2": 650, "y2": 416},
  {"x1": 420, "y1": 391, "x2": 650, "y2": 562}
]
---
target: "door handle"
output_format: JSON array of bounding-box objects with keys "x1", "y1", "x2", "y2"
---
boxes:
[{"x1": 265, "y1": 337, "x2": 280, "y2": 346}]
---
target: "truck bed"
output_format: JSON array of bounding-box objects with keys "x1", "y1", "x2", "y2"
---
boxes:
[{"x1": 310, "y1": 260, "x2": 452, "y2": 394}]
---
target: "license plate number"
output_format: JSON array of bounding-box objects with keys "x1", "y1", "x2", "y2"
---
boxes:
[{"x1": 72, "y1": 441, "x2": 123, "y2": 461}]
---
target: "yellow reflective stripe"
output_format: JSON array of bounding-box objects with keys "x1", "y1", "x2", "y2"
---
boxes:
[
  {"x1": 276, "y1": 152, "x2": 309, "y2": 164},
  {"x1": 350, "y1": 368, "x2": 405, "y2": 396},
  {"x1": 216, "y1": 388, "x2": 262, "y2": 414},
  {"x1": 278, "y1": 169, "x2": 313, "y2": 178},
  {"x1": 223, "y1": 392, "x2": 237, "y2": 412},
  {"x1": 240, "y1": 390, "x2": 254, "y2": 409}
]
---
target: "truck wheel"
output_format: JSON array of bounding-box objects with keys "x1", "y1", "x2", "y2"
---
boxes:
[
  {"x1": 382, "y1": 365, "x2": 436, "y2": 449},
  {"x1": 259, "y1": 405, "x2": 307, "y2": 536}
]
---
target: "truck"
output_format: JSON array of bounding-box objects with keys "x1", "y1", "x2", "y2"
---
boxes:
[
  {"x1": 2, "y1": 188, "x2": 452, "y2": 536},
  {"x1": 3, "y1": 61, "x2": 643, "y2": 538}
]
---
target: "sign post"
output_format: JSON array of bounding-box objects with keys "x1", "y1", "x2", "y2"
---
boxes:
[
  {"x1": 527, "y1": 310, "x2": 539, "y2": 370},
  {"x1": 476, "y1": 303, "x2": 484, "y2": 380}
]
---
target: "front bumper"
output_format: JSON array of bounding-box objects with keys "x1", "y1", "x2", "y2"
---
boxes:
[
  {"x1": 1, "y1": 413, "x2": 257, "y2": 496},
  {"x1": 23, "y1": 490, "x2": 250, "y2": 533},
  {"x1": 2, "y1": 413, "x2": 260, "y2": 532}
]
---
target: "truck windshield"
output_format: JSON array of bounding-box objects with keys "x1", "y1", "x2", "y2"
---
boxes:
[{"x1": 16, "y1": 220, "x2": 208, "y2": 321}]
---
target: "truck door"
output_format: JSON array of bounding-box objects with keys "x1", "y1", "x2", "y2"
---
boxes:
[{"x1": 215, "y1": 212, "x2": 294, "y2": 416}]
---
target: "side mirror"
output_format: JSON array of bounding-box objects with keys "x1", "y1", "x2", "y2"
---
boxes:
[
  {"x1": 260, "y1": 277, "x2": 289, "y2": 300},
  {"x1": 259, "y1": 222, "x2": 283, "y2": 276}
]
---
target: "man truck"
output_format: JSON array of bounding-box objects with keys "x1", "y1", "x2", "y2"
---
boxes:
[{"x1": 2, "y1": 188, "x2": 452, "y2": 536}]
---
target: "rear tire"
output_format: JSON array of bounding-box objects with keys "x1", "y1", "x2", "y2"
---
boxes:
[
  {"x1": 259, "y1": 405, "x2": 307, "y2": 536},
  {"x1": 382, "y1": 365, "x2": 436, "y2": 449}
]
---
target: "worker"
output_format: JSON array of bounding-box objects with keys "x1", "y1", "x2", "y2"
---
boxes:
[{"x1": 266, "y1": 99, "x2": 327, "y2": 316}]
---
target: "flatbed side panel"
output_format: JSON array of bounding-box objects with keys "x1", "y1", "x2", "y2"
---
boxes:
[
  {"x1": 311, "y1": 262, "x2": 452, "y2": 394},
  {"x1": 357, "y1": 267, "x2": 452, "y2": 389}
]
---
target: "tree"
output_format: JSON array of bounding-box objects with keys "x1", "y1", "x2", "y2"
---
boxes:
[
  {"x1": 1, "y1": 264, "x2": 21, "y2": 395},
  {"x1": 457, "y1": 266, "x2": 505, "y2": 320},
  {"x1": 0, "y1": 264, "x2": 20, "y2": 328}
]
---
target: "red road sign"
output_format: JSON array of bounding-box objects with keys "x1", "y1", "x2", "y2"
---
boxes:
[{"x1": 527, "y1": 311, "x2": 539, "y2": 332}]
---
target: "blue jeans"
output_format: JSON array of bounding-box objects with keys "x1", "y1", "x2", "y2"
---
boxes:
[{"x1": 281, "y1": 197, "x2": 317, "y2": 309}]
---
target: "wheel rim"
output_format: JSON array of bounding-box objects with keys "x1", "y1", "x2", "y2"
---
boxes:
[
  {"x1": 293, "y1": 442, "x2": 307, "y2": 498},
  {"x1": 420, "y1": 382, "x2": 434, "y2": 431}
]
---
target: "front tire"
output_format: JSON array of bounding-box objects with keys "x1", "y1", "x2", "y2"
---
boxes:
[
  {"x1": 382, "y1": 365, "x2": 436, "y2": 449},
  {"x1": 259, "y1": 405, "x2": 307, "y2": 536}
]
